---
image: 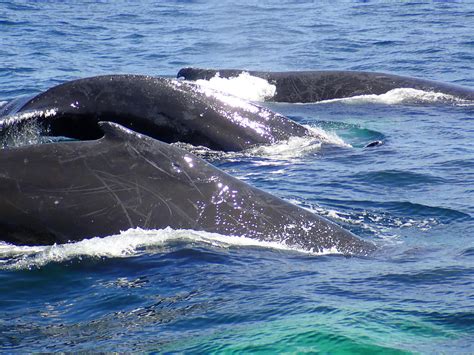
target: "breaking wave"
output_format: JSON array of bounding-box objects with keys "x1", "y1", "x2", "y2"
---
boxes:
[{"x1": 0, "y1": 227, "x2": 342, "y2": 270}]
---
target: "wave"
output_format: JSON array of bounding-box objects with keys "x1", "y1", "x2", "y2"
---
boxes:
[
  {"x1": 353, "y1": 169, "x2": 447, "y2": 187},
  {"x1": 460, "y1": 247, "x2": 474, "y2": 257},
  {"x1": 0, "y1": 227, "x2": 343, "y2": 270},
  {"x1": 317, "y1": 88, "x2": 474, "y2": 106},
  {"x1": 287, "y1": 198, "x2": 467, "y2": 242},
  {"x1": 193, "y1": 72, "x2": 276, "y2": 102}
]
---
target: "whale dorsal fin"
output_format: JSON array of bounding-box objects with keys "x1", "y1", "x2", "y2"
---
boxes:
[{"x1": 98, "y1": 121, "x2": 147, "y2": 143}]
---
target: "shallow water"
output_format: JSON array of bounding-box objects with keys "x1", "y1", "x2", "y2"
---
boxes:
[{"x1": 1, "y1": 1, "x2": 473, "y2": 352}]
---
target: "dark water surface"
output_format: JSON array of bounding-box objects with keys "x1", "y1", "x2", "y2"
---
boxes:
[{"x1": 1, "y1": 1, "x2": 473, "y2": 352}]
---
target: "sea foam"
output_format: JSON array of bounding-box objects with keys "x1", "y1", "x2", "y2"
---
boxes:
[
  {"x1": 317, "y1": 88, "x2": 474, "y2": 106},
  {"x1": 175, "y1": 126, "x2": 349, "y2": 163},
  {"x1": 0, "y1": 227, "x2": 343, "y2": 269}
]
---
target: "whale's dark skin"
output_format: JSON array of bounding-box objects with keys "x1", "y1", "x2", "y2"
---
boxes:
[
  {"x1": 0, "y1": 75, "x2": 309, "y2": 152},
  {"x1": 177, "y1": 68, "x2": 474, "y2": 103},
  {"x1": 0, "y1": 122, "x2": 375, "y2": 255}
]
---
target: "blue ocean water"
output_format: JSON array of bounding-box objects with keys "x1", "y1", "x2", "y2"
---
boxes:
[{"x1": 0, "y1": 1, "x2": 473, "y2": 352}]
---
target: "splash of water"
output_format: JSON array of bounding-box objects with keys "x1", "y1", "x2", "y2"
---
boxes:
[
  {"x1": 194, "y1": 72, "x2": 276, "y2": 102},
  {"x1": 0, "y1": 109, "x2": 57, "y2": 148},
  {"x1": 174, "y1": 124, "x2": 349, "y2": 162},
  {"x1": 0, "y1": 227, "x2": 343, "y2": 270},
  {"x1": 246, "y1": 136, "x2": 323, "y2": 159},
  {"x1": 317, "y1": 88, "x2": 474, "y2": 106}
]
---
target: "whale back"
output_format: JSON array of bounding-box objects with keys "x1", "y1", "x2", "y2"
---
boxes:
[
  {"x1": 8, "y1": 75, "x2": 308, "y2": 151},
  {"x1": 0, "y1": 122, "x2": 374, "y2": 255},
  {"x1": 177, "y1": 68, "x2": 474, "y2": 103}
]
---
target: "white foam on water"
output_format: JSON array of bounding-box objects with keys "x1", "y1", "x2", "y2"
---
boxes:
[
  {"x1": 0, "y1": 227, "x2": 343, "y2": 270},
  {"x1": 306, "y1": 125, "x2": 351, "y2": 147},
  {"x1": 242, "y1": 125, "x2": 350, "y2": 161},
  {"x1": 195, "y1": 72, "x2": 276, "y2": 102},
  {"x1": 247, "y1": 136, "x2": 323, "y2": 160},
  {"x1": 0, "y1": 101, "x2": 7, "y2": 108},
  {"x1": 317, "y1": 88, "x2": 474, "y2": 106},
  {"x1": 198, "y1": 132, "x2": 347, "y2": 163},
  {"x1": 174, "y1": 126, "x2": 349, "y2": 163}
]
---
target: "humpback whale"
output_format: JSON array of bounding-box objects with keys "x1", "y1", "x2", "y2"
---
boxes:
[
  {"x1": 0, "y1": 75, "x2": 309, "y2": 152},
  {"x1": 177, "y1": 68, "x2": 474, "y2": 103},
  {"x1": 0, "y1": 121, "x2": 375, "y2": 255}
]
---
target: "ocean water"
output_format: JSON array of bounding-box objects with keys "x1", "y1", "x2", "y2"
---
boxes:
[{"x1": 1, "y1": 1, "x2": 473, "y2": 352}]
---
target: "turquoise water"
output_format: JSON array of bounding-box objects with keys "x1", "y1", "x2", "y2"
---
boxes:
[{"x1": 1, "y1": 1, "x2": 473, "y2": 352}]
